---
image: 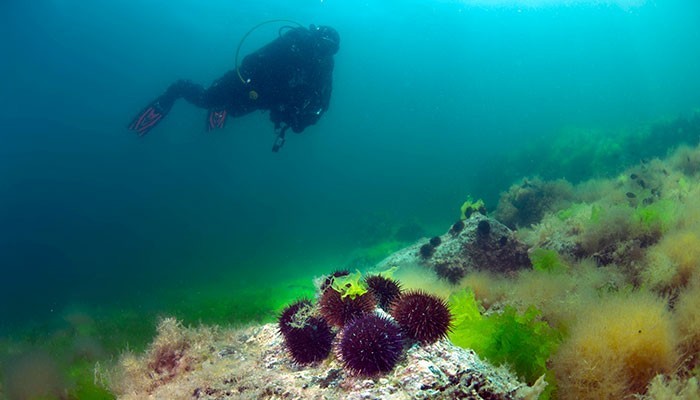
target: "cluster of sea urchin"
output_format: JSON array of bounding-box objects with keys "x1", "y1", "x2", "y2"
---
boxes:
[
  {"x1": 390, "y1": 290, "x2": 452, "y2": 344},
  {"x1": 419, "y1": 235, "x2": 443, "y2": 259},
  {"x1": 278, "y1": 271, "x2": 453, "y2": 376},
  {"x1": 278, "y1": 299, "x2": 334, "y2": 364}
]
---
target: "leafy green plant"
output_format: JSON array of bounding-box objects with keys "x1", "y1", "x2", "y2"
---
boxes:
[
  {"x1": 331, "y1": 270, "x2": 368, "y2": 299},
  {"x1": 460, "y1": 197, "x2": 487, "y2": 219},
  {"x1": 448, "y1": 289, "x2": 561, "y2": 398}
]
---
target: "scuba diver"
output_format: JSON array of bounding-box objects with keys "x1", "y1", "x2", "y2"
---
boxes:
[{"x1": 128, "y1": 23, "x2": 340, "y2": 152}]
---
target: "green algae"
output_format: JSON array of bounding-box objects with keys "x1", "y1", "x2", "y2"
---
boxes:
[{"x1": 448, "y1": 288, "x2": 561, "y2": 398}]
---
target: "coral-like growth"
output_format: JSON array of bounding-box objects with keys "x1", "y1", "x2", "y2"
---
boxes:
[
  {"x1": 391, "y1": 290, "x2": 452, "y2": 344},
  {"x1": 278, "y1": 300, "x2": 334, "y2": 365},
  {"x1": 551, "y1": 291, "x2": 678, "y2": 400},
  {"x1": 146, "y1": 319, "x2": 195, "y2": 386},
  {"x1": 149, "y1": 341, "x2": 189, "y2": 378},
  {"x1": 113, "y1": 318, "x2": 215, "y2": 394},
  {"x1": 338, "y1": 314, "x2": 404, "y2": 376},
  {"x1": 319, "y1": 287, "x2": 375, "y2": 327},
  {"x1": 364, "y1": 274, "x2": 402, "y2": 312}
]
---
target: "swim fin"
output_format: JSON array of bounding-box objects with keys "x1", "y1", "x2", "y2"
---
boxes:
[
  {"x1": 128, "y1": 100, "x2": 169, "y2": 136},
  {"x1": 207, "y1": 109, "x2": 228, "y2": 131}
]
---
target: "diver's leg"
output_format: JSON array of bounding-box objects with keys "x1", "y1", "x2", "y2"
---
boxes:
[
  {"x1": 199, "y1": 71, "x2": 246, "y2": 131},
  {"x1": 128, "y1": 80, "x2": 206, "y2": 136}
]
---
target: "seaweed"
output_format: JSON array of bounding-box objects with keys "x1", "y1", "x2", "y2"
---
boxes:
[
  {"x1": 460, "y1": 196, "x2": 487, "y2": 220},
  {"x1": 330, "y1": 270, "x2": 368, "y2": 299},
  {"x1": 448, "y1": 289, "x2": 561, "y2": 398},
  {"x1": 529, "y1": 248, "x2": 567, "y2": 274}
]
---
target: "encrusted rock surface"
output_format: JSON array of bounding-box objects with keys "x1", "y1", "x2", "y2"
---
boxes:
[
  {"x1": 113, "y1": 323, "x2": 544, "y2": 400},
  {"x1": 376, "y1": 214, "x2": 531, "y2": 283}
]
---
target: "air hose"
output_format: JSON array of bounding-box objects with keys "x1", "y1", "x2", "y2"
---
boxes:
[{"x1": 235, "y1": 19, "x2": 303, "y2": 84}]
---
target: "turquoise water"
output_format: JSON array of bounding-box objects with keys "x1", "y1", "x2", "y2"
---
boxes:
[{"x1": 2, "y1": 0, "x2": 700, "y2": 336}]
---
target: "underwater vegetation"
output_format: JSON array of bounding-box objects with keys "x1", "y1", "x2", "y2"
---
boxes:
[
  {"x1": 552, "y1": 291, "x2": 678, "y2": 399},
  {"x1": 109, "y1": 318, "x2": 222, "y2": 396},
  {"x1": 460, "y1": 197, "x2": 487, "y2": 220},
  {"x1": 15, "y1": 115, "x2": 700, "y2": 399},
  {"x1": 479, "y1": 142, "x2": 700, "y2": 399},
  {"x1": 528, "y1": 248, "x2": 567, "y2": 274},
  {"x1": 448, "y1": 289, "x2": 561, "y2": 392},
  {"x1": 489, "y1": 111, "x2": 700, "y2": 192},
  {"x1": 495, "y1": 178, "x2": 574, "y2": 230},
  {"x1": 353, "y1": 136, "x2": 700, "y2": 398}
]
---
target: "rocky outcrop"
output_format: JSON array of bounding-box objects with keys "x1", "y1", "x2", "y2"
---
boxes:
[
  {"x1": 112, "y1": 322, "x2": 544, "y2": 400},
  {"x1": 376, "y1": 214, "x2": 532, "y2": 283}
]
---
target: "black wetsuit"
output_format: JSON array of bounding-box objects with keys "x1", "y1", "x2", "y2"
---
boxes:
[{"x1": 129, "y1": 25, "x2": 339, "y2": 146}]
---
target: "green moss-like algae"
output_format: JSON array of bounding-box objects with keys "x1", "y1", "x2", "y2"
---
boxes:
[{"x1": 448, "y1": 289, "x2": 561, "y2": 398}]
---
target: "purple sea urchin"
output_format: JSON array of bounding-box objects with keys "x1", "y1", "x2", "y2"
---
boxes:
[
  {"x1": 419, "y1": 243, "x2": 435, "y2": 258},
  {"x1": 391, "y1": 290, "x2": 452, "y2": 344},
  {"x1": 319, "y1": 288, "x2": 375, "y2": 327},
  {"x1": 278, "y1": 300, "x2": 334, "y2": 364},
  {"x1": 477, "y1": 220, "x2": 491, "y2": 237},
  {"x1": 364, "y1": 274, "x2": 402, "y2": 312},
  {"x1": 278, "y1": 299, "x2": 313, "y2": 337},
  {"x1": 450, "y1": 220, "x2": 465, "y2": 234},
  {"x1": 339, "y1": 314, "x2": 404, "y2": 376}
]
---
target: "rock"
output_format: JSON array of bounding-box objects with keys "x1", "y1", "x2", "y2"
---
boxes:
[
  {"x1": 111, "y1": 322, "x2": 543, "y2": 400},
  {"x1": 376, "y1": 214, "x2": 532, "y2": 283}
]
